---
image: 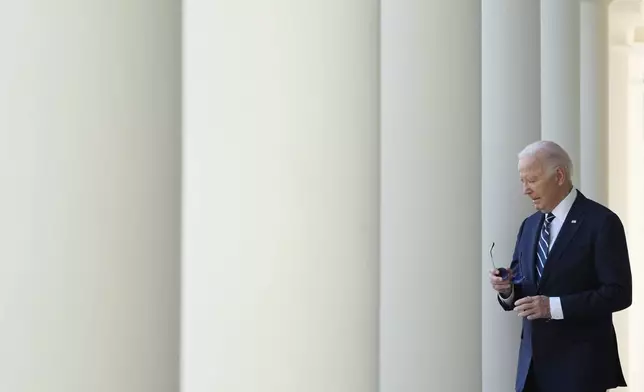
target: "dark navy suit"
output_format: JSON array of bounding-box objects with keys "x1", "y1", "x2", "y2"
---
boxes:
[{"x1": 499, "y1": 191, "x2": 632, "y2": 392}]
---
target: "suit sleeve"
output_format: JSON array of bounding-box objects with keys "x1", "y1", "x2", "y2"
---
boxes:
[
  {"x1": 560, "y1": 212, "x2": 632, "y2": 319},
  {"x1": 498, "y1": 218, "x2": 527, "y2": 311}
]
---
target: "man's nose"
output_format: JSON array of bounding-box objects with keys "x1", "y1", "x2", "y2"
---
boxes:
[{"x1": 523, "y1": 184, "x2": 531, "y2": 195}]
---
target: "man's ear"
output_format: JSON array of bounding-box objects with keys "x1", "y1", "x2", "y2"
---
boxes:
[{"x1": 555, "y1": 167, "x2": 566, "y2": 185}]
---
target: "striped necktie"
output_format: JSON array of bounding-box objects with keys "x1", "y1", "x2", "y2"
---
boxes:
[{"x1": 536, "y1": 212, "x2": 555, "y2": 280}]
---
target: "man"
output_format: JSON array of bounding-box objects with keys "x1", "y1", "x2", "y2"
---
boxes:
[{"x1": 489, "y1": 140, "x2": 632, "y2": 392}]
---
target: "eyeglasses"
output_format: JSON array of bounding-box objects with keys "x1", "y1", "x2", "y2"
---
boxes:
[{"x1": 489, "y1": 242, "x2": 525, "y2": 284}]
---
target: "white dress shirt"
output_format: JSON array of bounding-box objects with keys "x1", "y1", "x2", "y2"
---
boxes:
[{"x1": 500, "y1": 188, "x2": 578, "y2": 319}]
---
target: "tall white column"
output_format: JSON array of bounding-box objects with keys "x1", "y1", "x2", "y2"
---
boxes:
[
  {"x1": 182, "y1": 2, "x2": 379, "y2": 392},
  {"x1": 625, "y1": 49, "x2": 644, "y2": 392},
  {"x1": 0, "y1": 2, "x2": 180, "y2": 392},
  {"x1": 482, "y1": 2, "x2": 541, "y2": 392},
  {"x1": 380, "y1": 2, "x2": 481, "y2": 391},
  {"x1": 580, "y1": 0, "x2": 609, "y2": 204},
  {"x1": 608, "y1": 42, "x2": 632, "y2": 391},
  {"x1": 541, "y1": 0, "x2": 581, "y2": 185}
]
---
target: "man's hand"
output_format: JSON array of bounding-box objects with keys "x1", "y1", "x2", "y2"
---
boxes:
[
  {"x1": 489, "y1": 269, "x2": 512, "y2": 297},
  {"x1": 514, "y1": 296, "x2": 551, "y2": 320}
]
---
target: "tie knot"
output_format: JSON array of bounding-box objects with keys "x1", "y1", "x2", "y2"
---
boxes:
[{"x1": 545, "y1": 213, "x2": 555, "y2": 224}]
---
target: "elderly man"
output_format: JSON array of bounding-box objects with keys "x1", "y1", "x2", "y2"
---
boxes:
[{"x1": 489, "y1": 140, "x2": 632, "y2": 392}]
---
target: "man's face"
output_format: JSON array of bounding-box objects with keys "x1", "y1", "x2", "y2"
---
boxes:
[{"x1": 518, "y1": 156, "x2": 565, "y2": 212}]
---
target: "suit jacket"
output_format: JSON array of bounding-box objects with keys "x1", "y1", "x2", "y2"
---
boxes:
[{"x1": 499, "y1": 191, "x2": 632, "y2": 392}]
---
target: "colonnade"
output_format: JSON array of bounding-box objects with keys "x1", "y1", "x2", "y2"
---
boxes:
[{"x1": 0, "y1": 1, "x2": 633, "y2": 392}]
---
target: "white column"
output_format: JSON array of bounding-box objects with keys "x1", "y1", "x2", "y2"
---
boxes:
[
  {"x1": 626, "y1": 48, "x2": 644, "y2": 392},
  {"x1": 0, "y1": 2, "x2": 180, "y2": 392},
  {"x1": 608, "y1": 42, "x2": 632, "y2": 391},
  {"x1": 482, "y1": 2, "x2": 541, "y2": 392},
  {"x1": 182, "y1": 2, "x2": 379, "y2": 392},
  {"x1": 541, "y1": 0, "x2": 581, "y2": 185},
  {"x1": 380, "y1": 2, "x2": 481, "y2": 391},
  {"x1": 580, "y1": 0, "x2": 610, "y2": 204}
]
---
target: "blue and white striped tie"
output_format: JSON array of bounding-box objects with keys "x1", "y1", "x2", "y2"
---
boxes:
[{"x1": 536, "y1": 213, "x2": 555, "y2": 280}]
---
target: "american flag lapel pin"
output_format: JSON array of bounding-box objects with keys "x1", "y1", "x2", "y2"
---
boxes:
[{"x1": 571, "y1": 220, "x2": 577, "y2": 224}]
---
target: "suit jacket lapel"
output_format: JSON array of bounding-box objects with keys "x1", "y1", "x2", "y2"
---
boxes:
[{"x1": 539, "y1": 195, "x2": 586, "y2": 286}]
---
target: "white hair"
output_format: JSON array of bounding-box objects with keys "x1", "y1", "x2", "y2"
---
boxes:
[{"x1": 518, "y1": 140, "x2": 573, "y2": 180}]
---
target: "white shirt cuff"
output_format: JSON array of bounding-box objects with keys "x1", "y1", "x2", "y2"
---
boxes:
[
  {"x1": 550, "y1": 297, "x2": 564, "y2": 319},
  {"x1": 498, "y1": 285, "x2": 514, "y2": 305}
]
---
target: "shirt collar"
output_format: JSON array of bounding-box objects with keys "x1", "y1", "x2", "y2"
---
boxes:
[{"x1": 550, "y1": 187, "x2": 577, "y2": 222}]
